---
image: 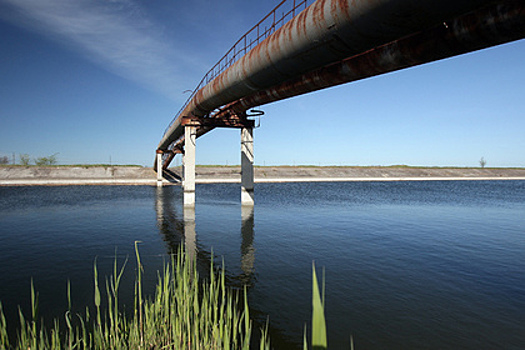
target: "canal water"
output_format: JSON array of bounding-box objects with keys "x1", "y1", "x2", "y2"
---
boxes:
[{"x1": 0, "y1": 181, "x2": 524, "y2": 349}]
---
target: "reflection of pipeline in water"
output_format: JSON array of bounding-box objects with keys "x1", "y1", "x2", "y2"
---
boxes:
[
  {"x1": 154, "y1": 186, "x2": 255, "y2": 285},
  {"x1": 154, "y1": 188, "x2": 294, "y2": 348},
  {"x1": 154, "y1": 186, "x2": 197, "y2": 259},
  {"x1": 240, "y1": 206, "x2": 255, "y2": 283},
  {"x1": 155, "y1": 186, "x2": 184, "y2": 253}
]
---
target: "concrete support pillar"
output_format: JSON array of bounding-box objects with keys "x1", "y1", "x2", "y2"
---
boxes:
[
  {"x1": 241, "y1": 127, "x2": 254, "y2": 205},
  {"x1": 156, "y1": 150, "x2": 163, "y2": 187},
  {"x1": 183, "y1": 125, "x2": 196, "y2": 207}
]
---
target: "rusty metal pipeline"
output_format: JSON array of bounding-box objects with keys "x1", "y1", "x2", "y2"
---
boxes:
[
  {"x1": 225, "y1": 0, "x2": 524, "y2": 115},
  {"x1": 157, "y1": 0, "x2": 524, "y2": 165}
]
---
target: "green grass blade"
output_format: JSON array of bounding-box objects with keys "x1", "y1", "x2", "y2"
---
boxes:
[
  {"x1": 0, "y1": 302, "x2": 10, "y2": 349},
  {"x1": 303, "y1": 323, "x2": 308, "y2": 350},
  {"x1": 311, "y1": 262, "x2": 327, "y2": 350}
]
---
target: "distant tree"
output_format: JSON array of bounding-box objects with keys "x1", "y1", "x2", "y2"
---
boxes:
[
  {"x1": 34, "y1": 153, "x2": 58, "y2": 166},
  {"x1": 0, "y1": 156, "x2": 9, "y2": 165},
  {"x1": 20, "y1": 154, "x2": 31, "y2": 166},
  {"x1": 479, "y1": 157, "x2": 487, "y2": 168},
  {"x1": 49, "y1": 153, "x2": 58, "y2": 165}
]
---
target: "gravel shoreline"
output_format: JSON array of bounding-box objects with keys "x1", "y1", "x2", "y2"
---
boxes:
[{"x1": 1, "y1": 165, "x2": 525, "y2": 186}]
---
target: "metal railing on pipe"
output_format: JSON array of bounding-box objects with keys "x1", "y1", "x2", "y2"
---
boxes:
[{"x1": 163, "y1": 0, "x2": 310, "y2": 136}]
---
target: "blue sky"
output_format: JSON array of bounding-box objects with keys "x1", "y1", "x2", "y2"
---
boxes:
[{"x1": 1, "y1": 0, "x2": 524, "y2": 167}]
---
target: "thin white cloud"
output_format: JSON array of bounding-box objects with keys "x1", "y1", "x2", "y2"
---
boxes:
[{"x1": 0, "y1": 0, "x2": 197, "y2": 100}]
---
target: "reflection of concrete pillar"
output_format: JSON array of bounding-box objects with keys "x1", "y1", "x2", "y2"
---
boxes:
[
  {"x1": 241, "y1": 127, "x2": 254, "y2": 205},
  {"x1": 241, "y1": 205, "x2": 255, "y2": 277},
  {"x1": 155, "y1": 186, "x2": 164, "y2": 224},
  {"x1": 183, "y1": 126, "x2": 196, "y2": 207},
  {"x1": 183, "y1": 206, "x2": 197, "y2": 262},
  {"x1": 154, "y1": 186, "x2": 186, "y2": 256},
  {"x1": 156, "y1": 151, "x2": 163, "y2": 187}
]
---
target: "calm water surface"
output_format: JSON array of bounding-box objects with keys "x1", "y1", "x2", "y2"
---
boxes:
[{"x1": 0, "y1": 181, "x2": 524, "y2": 349}]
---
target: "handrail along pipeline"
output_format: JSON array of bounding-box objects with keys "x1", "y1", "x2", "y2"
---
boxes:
[{"x1": 163, "y1": 0, "x2": 310, "y2": 137}]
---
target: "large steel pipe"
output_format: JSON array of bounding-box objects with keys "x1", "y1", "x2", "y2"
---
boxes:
[
  {"x1": 228, "y1": 1, "x2": 524, "y2": 114},
  {"x1": 158, "y1": 0, "x2": 522, "y2": 152},
  {"x1": 192, "y1": 0, "x2": 497, "y2": 114}
]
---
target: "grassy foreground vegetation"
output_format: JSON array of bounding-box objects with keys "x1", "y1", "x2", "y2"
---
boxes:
[
  {"x1": 0, "y1": 242, "x2": 262, "y2": 349},
  {"x1": 0, "y1": 243, "x2": 331, "y2": 349}
]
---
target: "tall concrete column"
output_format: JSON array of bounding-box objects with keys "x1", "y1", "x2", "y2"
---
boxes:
[
  {"x1": 156, "y1": 150, "x2": 163, "y2": 187},
  {"x1": 183, "y1": 125, "x2": 196, "y2": 207},
  {"x1": 241, "y1": 127, "x2": 254, "y2": 205}
]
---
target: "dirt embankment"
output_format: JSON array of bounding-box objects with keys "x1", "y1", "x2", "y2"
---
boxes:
[
  {"x1": 1, "y1": 165, "x2": 525, "y2": 186},
  {"x1": 0, "y1": 166, "x2": 156, "y2": 185},
  {"x1": 198, "y1": 166, "x2": 525, "y2": 181}
]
